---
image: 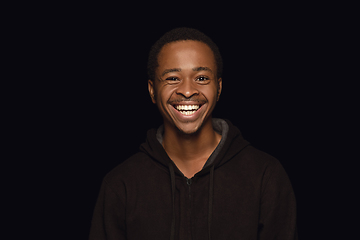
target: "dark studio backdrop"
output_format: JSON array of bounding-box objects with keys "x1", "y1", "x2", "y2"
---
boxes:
[{"x1": 28, "y1": 4, "x2": 353, "y2": 240}]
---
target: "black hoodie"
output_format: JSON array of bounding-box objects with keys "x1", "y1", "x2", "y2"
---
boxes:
[{"x1": 89, "y1": 119, "x2": 297, "y2": 240}]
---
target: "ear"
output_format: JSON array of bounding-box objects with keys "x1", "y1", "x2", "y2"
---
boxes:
[
  {"x1": 217, "y1": 78, "x2": 222, "y2": 101},
  {"x1": 148, "y1": 80, "x2": 156, "y2": 104}
]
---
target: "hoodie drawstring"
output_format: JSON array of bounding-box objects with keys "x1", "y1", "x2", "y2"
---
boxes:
[
  {"x1": 169, "y1": 164, "x2": 176, "y2": 240},
  {"x1": 208, "y1": 165, "x2": 214, "y2": 240}
]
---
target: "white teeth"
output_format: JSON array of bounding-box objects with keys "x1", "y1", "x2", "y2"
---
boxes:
[
  {"x1": 179, "y1": 110, "x2": 196, "y2": 115},
  {"x1": 175, "y1": 105, "x2": 200, "y2": 111},
  {"x1": 174, "y1": 105, "x2": 201, "y2": 116}
]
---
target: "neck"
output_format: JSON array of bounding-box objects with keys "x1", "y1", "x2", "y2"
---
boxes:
[{"x1": 162, "y1": 118, "x2": 221, "y2": 178}]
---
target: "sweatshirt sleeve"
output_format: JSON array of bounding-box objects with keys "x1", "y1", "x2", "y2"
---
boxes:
[
  {"x1": 89, "y1": 178, "x2": 126, "y2": 240},
  {"x1": 258, "y1": 160, "x2": 298, "y2": 240}
]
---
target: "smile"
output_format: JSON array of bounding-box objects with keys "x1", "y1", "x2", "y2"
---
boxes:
[{"x1": 173, "y1": 104, "x2": 201, "y2": 116}]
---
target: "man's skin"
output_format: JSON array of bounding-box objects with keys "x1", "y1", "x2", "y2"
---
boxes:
[{"x1": 148, "y1": 40, "x2": 223, "y2": 178}]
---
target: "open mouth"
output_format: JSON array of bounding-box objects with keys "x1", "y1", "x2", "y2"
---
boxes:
[{"x1": 172, "y1": 104, "x2": 202, "y2": 116}]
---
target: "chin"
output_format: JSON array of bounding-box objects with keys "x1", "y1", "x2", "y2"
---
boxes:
[
  {"x1": 175, "y1": 122, "x2": 202, "y2": 135},
  {"x1": 172, "y1": 112, "x2": 212, "y2": 136}
]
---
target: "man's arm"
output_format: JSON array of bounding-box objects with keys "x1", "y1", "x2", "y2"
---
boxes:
[
  {"x1": 258, "y1": 160, "x2": 298, "y2": 240},
  {"x1": 89, "y1": 179, "x2": 126, "y2": 240}
]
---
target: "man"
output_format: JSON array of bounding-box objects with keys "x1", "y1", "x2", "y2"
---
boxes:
[{"x1": 89, "y1": 27, "x2": 297, "y2": 240}]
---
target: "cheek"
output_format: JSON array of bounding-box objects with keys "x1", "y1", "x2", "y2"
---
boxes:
[
  {"x1": 202, "y1": 85, "x2": 218, "y2": 103},
  {"x1": 156, "y1": 85, "x2": 176, "y2": 106}
]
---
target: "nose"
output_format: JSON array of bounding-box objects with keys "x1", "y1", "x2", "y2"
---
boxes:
[{"x1": 176, "y1": 79, "x2": 199, "y2": 98}]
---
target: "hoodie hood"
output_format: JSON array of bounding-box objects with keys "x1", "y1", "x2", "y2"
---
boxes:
[{"x1": 139, "y1": 118, "x2": 250, "y2": 177}]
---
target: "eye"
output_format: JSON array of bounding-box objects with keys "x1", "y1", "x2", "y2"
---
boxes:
[
  {"x1": 196, "y1": 76, "x2": 210, "y2": 82},
  {"x1": 166, "y1": 77, "x2": 180, "y2": 81}
]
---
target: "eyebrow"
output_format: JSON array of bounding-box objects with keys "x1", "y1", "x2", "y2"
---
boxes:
[
  {"x1": 161, "y1": 68, "x2": 181, "y2": 77},
  {"x1": 192, "y1": 66, "x2": 213, "y2": 73},
  {"x1": 161, "y1": 66, "x2": 213, "y2": 77}
]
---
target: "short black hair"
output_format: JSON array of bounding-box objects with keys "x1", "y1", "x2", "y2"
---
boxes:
[{"x1": 147, "y1": 27, "x2": 223, "y2": 81}]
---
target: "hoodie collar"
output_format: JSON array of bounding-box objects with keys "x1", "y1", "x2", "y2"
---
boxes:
[
  {"x1": 140, "y1": 118, "x2": 250, "y2": 174},
  {"x1": 155, "y1": 118, "x2": 229, "y2": 170},
  {"x1": 156, "y1": 118, "x2": 228, "y2": 144}
]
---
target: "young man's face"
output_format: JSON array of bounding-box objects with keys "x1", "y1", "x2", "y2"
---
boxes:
[{"x1": 148, "y1": 40, "x2": 222, "y2": 135}]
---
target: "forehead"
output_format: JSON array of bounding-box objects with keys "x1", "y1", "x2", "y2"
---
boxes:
[{"x1": 157, "y1": 40, "x2": 216, "y2": 71}]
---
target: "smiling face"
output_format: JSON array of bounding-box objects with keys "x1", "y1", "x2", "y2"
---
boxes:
[{"x1": 148, "y1": 40, "x2": 222, "y2": 135}]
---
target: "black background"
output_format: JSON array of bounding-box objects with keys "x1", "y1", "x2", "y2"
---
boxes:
[{"x1": 16, "y1": 3, "x2": 354, "y2": 239}]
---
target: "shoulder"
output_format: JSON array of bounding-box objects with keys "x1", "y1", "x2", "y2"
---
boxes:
[
  {"x1": 231, "y1": 145, "x2": 292, "y2": 186},
  {"x1": 241, "y1": 146, "x2": 293, "y2": 189},
  {"x1": 237, "y1": 145, "x2": 282, "y2": 171}
]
